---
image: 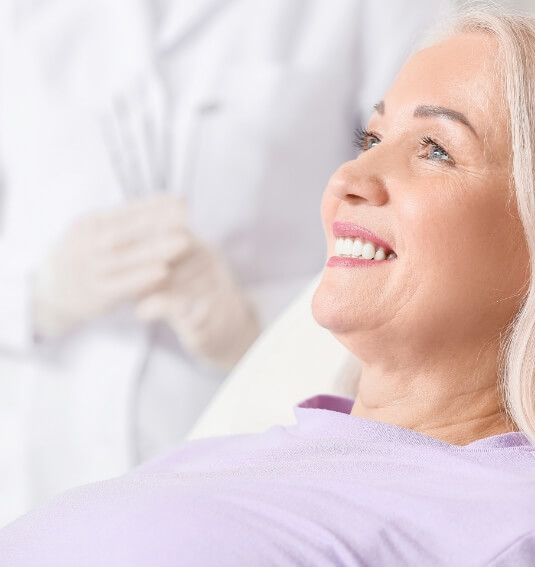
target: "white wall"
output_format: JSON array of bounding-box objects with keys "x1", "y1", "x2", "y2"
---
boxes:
[
  {"x1": 490, "y1": 0, "x2": 533, "y2": 10},
  {"x1": 505, "y1": 0, "x2": 535, "y2": 10},
  {"x1": 455, "y1": 0, "x2": 535, "y2": 11}
]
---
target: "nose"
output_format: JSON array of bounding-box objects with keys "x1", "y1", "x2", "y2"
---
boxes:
[{"x1": 327, "y1": 158, "x2": 389, "y2": 207}]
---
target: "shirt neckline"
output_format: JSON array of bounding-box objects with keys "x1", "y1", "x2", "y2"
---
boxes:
[{"x1": 294, "y1": 395, "x2": 533, "y2": 451}]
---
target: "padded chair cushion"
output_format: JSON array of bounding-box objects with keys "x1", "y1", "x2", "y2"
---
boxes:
[{"x1": 187, "y1": 274, "x2": 360, "y2": 439}]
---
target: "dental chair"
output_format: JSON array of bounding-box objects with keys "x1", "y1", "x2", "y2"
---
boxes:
[{"x1": 187, "y1": 274, "x2": 360, "y2": 440}]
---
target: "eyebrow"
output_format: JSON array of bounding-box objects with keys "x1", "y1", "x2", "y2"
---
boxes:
[
  {"x1": 372, "y1": 100, "x2": 477, "y2": 137},
  {"x1": 414, "y1": 105, "x2": 477, "y2": 137}
]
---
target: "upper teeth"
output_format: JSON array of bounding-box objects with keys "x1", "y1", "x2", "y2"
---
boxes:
[{"x1": 334, "y1": 237, "x2": 396, "y2": 260}]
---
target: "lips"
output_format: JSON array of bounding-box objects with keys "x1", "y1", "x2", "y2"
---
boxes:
[
  {"x1": 332, "y1": 222, "x2": 394, "y2": 252},
  {"x1": 328, "y1": 222, "x2": 396, "y2": 266}
]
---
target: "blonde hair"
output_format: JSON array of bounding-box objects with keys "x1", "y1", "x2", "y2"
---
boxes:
[{"x1": 433, "y1": 3, "x2": 535, "y2": 441}]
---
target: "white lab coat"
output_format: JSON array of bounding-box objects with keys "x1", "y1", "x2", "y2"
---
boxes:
[{"x1": 0, "y1": 0, "x2": 448, "y2": 524}]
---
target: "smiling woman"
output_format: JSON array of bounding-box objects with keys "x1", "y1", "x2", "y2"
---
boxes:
[
  {"x1": 2, "y1": 5, "x2": 535, "y2": 567},
  {"x1": 313, "y1": 27, "x2": 530, "y2": 446}
]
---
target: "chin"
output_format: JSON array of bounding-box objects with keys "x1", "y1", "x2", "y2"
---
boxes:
[{"x1": 312, "y1": 271, "x2": 357, "y2": 334}]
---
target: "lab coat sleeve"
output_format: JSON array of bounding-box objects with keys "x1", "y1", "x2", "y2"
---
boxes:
[
  {"x1": 0, "y1": 243, "x2": 35, "y2": 353},
  {"x1": 0, "y1": 4, "x2": 37, "y2": 353}
]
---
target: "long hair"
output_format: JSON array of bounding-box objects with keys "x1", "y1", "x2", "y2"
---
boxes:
[{"x1": 434, "y1": 3, "x2": 535, "y2": 441}]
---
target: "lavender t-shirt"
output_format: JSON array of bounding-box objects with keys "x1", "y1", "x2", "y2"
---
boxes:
[{"x1": 1, "y1": 395, "x2": 535, "y2": 566}]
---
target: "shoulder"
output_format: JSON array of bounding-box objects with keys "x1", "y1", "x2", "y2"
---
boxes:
[{"x1": 138, "y1": 424, "x2": 296, "y2": 474}]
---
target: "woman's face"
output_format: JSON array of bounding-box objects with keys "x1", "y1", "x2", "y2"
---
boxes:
[{"x1": 312, "y1": 33, "x2": 529, "y2": 364}]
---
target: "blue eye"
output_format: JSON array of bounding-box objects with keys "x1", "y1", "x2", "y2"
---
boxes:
[
  {"x1": 420, "y1": 136, "x2": 453, "y2": 163},
  {"x1": 367, "y1": 137, "x2": 380, "y2": 149},
  {"x1": 353, "y1": 127, "x2": 381, "y2": 152}
]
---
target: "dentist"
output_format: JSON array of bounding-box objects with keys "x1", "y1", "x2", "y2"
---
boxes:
[{"x1": 0, "y1": 0, "x2": 447, "y2": 524}]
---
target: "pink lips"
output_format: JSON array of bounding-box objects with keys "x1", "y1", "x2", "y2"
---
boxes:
[
  {"x1": 332, "y1": 222, "x2": 393, "y2": 252},
  {"x1": 327, "y1": 222, "x2": 395, "y2": 268}
]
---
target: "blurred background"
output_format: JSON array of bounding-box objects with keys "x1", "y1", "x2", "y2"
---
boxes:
[{"x1": 0, "y1": 0, "x2": 533, "y2": 527}]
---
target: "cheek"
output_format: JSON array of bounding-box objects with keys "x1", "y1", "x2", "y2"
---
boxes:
[
  {"x1": 321, "y1": 191, "x2": 338, "y2": 230},
  {"x1": 481, "y1": 206, "x2": 529, "y2": 302},
  {"x1": 402, "y1": 184, "x2": 529, "y2": 331},
  {"x1": 321, "y1": 191, "x2": 339, "y2": 249}
]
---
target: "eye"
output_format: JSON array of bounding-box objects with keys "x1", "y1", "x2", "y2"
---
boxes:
[
  {"x1": 419, "y1": 136, "x2": 454, "y2": 164},
  {"x1": 353, "y1": 127, "x2": 381, "y2": 152}
]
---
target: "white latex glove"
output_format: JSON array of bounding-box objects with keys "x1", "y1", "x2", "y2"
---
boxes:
[
  {"x1": 135, "y1": 236, "x2": 261, "y2": 371},
  {"x1": 32, "y1": 195, "x2": 190, "y2": 338}
]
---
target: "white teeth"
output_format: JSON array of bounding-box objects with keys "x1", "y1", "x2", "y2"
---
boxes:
[
  {"x1": 342, "y1": 238, "x2": 353, "y2": 255},
  {"x1": 362, "y1": 242, "x2": 376, "y2": 260},
  {"x1": 334, "y1": 237, "x2": 394, "y2": 261},
  {"x1": 374, "y1": 247, "x2": 386, "y2": 261},
  {"x1": 352, "y1": 239, "x2": 363, "y2": 257}
]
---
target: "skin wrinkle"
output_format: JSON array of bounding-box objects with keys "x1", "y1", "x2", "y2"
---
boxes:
[
  {"x1": 312, "y1": 32, "x2": 529, "y2": 445},
  {"x1": 413, "y1": 105, "x2": 478, "y2": 137}
]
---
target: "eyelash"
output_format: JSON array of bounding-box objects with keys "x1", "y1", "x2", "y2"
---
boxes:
[
  {"x1": 418, "y1": 136, "x2": 453, "y2": 165},
  {"x1": 352, "y1": 128, "x2": 454, "y2": 165},
  {"x1": 353, "y1": 127, "x2": 378, "y2": 152}
]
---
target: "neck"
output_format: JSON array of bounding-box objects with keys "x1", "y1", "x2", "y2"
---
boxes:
[{"x1": 350, "y1": 356, "x2": 515, "y2": 446}]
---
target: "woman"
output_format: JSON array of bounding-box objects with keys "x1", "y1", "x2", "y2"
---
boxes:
[{"x1": 1, "y1": 6, "x2": 534, "y2": 566}]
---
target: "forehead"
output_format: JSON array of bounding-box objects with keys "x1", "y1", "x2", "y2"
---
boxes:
[{"x1": 384, "y1": 33, "x2": 505, "y2": 135}]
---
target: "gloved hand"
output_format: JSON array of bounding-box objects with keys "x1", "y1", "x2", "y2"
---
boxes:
[
  {"x1": 32, "y1": 194, "x2": 190, "y2": 338},
  {"x1": 134, "y1": 235, "x2": 261, "y2": 371}
]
